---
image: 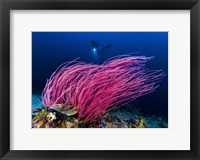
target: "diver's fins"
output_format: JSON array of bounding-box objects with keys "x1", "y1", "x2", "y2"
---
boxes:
[{"x1": 102, "y1": 44, "x2": 112, "y2": 52}]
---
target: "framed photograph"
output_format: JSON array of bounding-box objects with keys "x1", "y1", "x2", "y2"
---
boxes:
[{"x1": 0, "y1": 0, "x2": 199, "y2": 159}]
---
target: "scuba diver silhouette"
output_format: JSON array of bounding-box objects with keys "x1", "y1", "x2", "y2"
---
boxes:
[{"x1": 91, "y1": 40, "x2": 112, "y2": 54}]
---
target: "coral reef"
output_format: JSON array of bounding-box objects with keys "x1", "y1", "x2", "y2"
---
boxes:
[
  {"x1": 41, "y1": 55, "x2": 165, "y2": 124},
  {"x1": 32, "y1": 105, "x2": 168, "y2": 128}
]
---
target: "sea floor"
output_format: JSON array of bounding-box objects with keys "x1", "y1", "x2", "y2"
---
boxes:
[{"x1": 32, "y1": 95, "x2": 168, "y2": 128}]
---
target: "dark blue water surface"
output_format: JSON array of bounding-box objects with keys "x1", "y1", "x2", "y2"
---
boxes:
[{"x1": 32, "y1": 32, "x2": 168, "y2": 116}]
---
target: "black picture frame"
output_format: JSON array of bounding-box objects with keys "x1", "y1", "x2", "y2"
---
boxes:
[{"x1": 0, "y1": 0, "x2": 199, "y2": 159}]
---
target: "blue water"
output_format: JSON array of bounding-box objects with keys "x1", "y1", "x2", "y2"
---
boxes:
[{"x1": 32, "y1": 32, "x2": 168, "y2": 117}]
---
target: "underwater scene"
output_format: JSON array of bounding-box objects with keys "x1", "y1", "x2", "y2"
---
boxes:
[{"x1": 32, "y1": 32, "x2": 168, "y2": 128}]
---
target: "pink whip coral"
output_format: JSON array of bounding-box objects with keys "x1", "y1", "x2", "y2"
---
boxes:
[{"x1": 42, "y1": 55, "x2": 165, "y2": 123}]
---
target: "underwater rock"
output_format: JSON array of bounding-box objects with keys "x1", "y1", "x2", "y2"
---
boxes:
[
  {"x1": 111, "y1": 108, "x2": 133, "y2": 122},
  {"x1": 129, "y1": 117, "x2": 147, "y2": 128},
  {"x1": 105, "y1": 122, "x2": 113, "y2": 128},
  {"x1": 32, "y1": 109, "x2": 48, "y2": 124},
  {"x1": 65, "y1": 121, "x2": 73, "y2": 128},
  {"x1": 36, "y1": 120, "x2": 44, "y2": 128}
]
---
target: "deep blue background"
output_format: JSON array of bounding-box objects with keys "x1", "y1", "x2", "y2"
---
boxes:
[{"x1": 32, "y1": 32, "x2": 168, "y2": 116}]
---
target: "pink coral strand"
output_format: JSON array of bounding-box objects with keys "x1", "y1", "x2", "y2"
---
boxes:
[{"x1": 42, "y1": 55, "x2": 165, "y2": 123}]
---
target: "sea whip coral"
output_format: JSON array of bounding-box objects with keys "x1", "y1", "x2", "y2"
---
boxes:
[{"x1": 42, "y1": 55, "x2": 165, "y2": 123}]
